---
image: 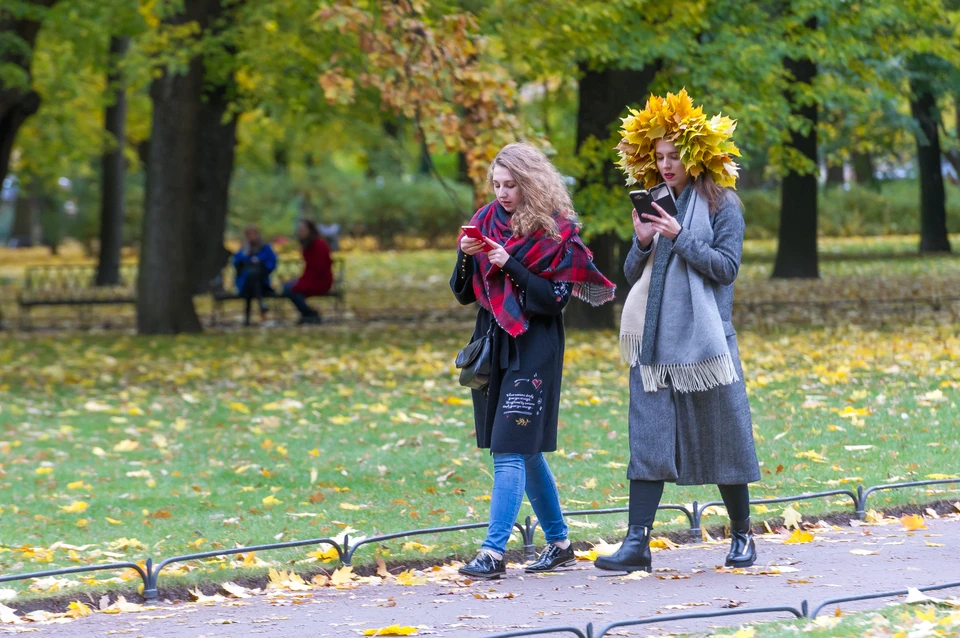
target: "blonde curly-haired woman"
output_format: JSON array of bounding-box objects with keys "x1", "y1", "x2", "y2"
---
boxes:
[{"x1": 451, "y1": 142, "x2": 616, "y2": 578}]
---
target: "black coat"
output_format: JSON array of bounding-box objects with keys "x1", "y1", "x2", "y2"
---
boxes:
[{"x1": 450, "y1": 251, "x2": 571, "y2": 455}]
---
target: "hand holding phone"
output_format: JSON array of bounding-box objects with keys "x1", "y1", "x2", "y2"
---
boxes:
[
  {"x1": 461, "y1": 225, "x2": 493, "y2": 253},
  {"x1": 629, "y1": 190, "x2": 661, "y2": 224}
]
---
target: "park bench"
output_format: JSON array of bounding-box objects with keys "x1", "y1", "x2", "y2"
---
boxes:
[
  {"x1": 210, "y1": 256, "x2": 346, "y2": 325},
  {"x1": 17, "y1": 264, "x2": 138, "y2": 330}
]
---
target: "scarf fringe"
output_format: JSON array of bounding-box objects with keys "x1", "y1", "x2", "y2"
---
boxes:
[
  {"x1": 633, "y1": 352, "x2": 739, "y2": 393},
  {"x1": 573, "y1": 282, "x2": 617, "y2": 307},
  {"x1": 620, "y1": 332, "x2": 644, "y2": 367}
]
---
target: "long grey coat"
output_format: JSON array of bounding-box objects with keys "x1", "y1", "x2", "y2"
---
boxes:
[{"x1": 624, "y1": 190, "x2": 761, "y2": 486}]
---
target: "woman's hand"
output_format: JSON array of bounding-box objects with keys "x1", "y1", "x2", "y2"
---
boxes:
[
  {"x1": 632, "y1": 209, "x2": 657, "y2": 248},
  {"x1": 460, "y1": 235, "x2": 485, "y2": 255},
  {"x1": 483, "y1": 238, "x2": 510, "y2": 268},
  {"x1": 641, "y1": 202, "x2": 683, "y2": 241}
]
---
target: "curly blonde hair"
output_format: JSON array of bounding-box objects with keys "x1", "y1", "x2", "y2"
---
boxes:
[{"x1": 487, "y1": 143, "x2": 578, "y2": 239}]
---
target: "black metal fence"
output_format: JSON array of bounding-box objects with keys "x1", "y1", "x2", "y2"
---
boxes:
[
  {"x1": 486, "y1": 579, "x2": 960, "y2": 637},
  {"x1": 0, "y1": 478, "x2": 956, "y2": 603}
]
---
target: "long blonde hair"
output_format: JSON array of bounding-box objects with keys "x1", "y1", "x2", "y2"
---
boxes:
[{"x1": 487, "y1": 143, "x2": 578, "y2": 239}]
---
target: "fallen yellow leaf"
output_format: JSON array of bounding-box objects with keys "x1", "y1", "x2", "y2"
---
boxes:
[
  {"x1": 59, "y1": 501, "x2": 88, "y2": 514},
  {"x1": 395, "y1": 570, "x2": 427, "y2": 586},
  {"x1": 266, "y1": 568, "x2": 311, "y2": 592},
  {"x1": 229, "y1": 402, "x2": 250, "y2": 414},
  {"x1": 363, "y1": 625, "x2": 418, "y2": 636},
  {"x1": 331, "y1": 565, "x2": 356, "y2": 586},
  {"x1": 65, "y1": 601, "x2": 92, "y2": 618},
  {"x1": 784, "y1": 529, "x2": 815, "y2": 544},
  {"x1": 900, "y1": 514, "x2": 927, "y2": 531},
  {"x1": 782, "y1": 505, "x2": 803, "y2": 530},
  {"x1": 112, "y1": 439, "x2": 139, "y2": 452}
]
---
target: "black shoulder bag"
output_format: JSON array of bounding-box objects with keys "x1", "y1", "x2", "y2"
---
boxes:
[{"x1": 455, "y1": 320, "x2": 495, "y2": 392}]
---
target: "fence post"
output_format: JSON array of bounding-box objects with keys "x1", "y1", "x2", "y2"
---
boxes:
[
  {"x1": 689, "y1": 501, "x2": 701, "y2": 540},
  {"x1": 522, "y1": 516, "x2": 536, "y2": 562},
  {"x1": 801, "y1": 599, "x2": 809, "y2": 618},
  {"x1": 142, "y1": 557, "x2": 158, "y2": 601},
  {"x1": 855, "y1": 485, "x2": 866, "y2": 520},
  {"x1": 342, "y1": 534, "x2": 351, "y2": 566}
]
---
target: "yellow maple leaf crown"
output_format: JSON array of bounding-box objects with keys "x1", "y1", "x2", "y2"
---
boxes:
[{"x1": 615, "y1": 88, "x2": 741, "y2": 189}]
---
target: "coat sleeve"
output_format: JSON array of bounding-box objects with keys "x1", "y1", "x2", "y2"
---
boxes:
[
  {"x1": 232, "y1": 249, "x2": 247, "y2": 268},
  {"x1": 501, "y1": 257, "x2": 571, "y2": 316},
  {"x1": 623, "y1": 237, "x2": 654, "y2": 287},
  {"x1": 450, "y1": 250, "x2": 477, "y2": 305},
  {"x1": 671, "y1": 194, "x2": 744, "y2": 286},
  {"x1": 261, "y1": 245, "x2": 278, "y2": 273}
]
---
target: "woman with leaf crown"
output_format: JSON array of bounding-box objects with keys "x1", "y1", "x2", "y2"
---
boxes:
[
  {"x1": 451, "y1": 142, "x2": 616, "y2": 579},
  {"x1": 595, "y1": 89, "x2": 761, "y2": 574}
]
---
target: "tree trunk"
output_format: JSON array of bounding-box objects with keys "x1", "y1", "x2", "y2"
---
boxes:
[
  {"x1": 189, "y1": 65, "x2": 238, "y2": 294},
  {"x1": 0, "y1": 1, "x2": 58, "y2": 186},
  {"x1": 851, "y1": 151, "x2": 879, "y2": 191},
  {"x1": 566, "y1": 63, "x2": 661, "y2": 330},
  {"x1": 11, "y1": 190, "x2": 35, "y2": 245},
  {"x1": 96, "y1": 35, "x2": 129, "y2": 286},
  {"x1": 910, "y1": 79, "x2": 951, "y2": 253},
  {"x1": 825, "y1": 162, "x2": 844, "y2": 189},
  {"x1": 138, "y1": 58, "x2": 204, "y2": 334},
  {"x1": 738, "y1": 160, "x2": 768, "y2": 189},
  {"x1": 773, "y1": 31, "x2": 819, "y2": 279},
  {"x1": 137, "y1": 6, "x2": 209, "y2": 335},
  {"x1": 138, "y1": 0, "x2": 242, "y2": 333}
]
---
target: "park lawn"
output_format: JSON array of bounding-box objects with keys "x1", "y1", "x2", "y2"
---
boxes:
[
  {"x1": 705, "y1": 602, "x2": 960, "y2": 637},
  {"x1": 2, "y1": 234, "x2": 960, "y2": 325},
  {"x1": 0, "y1": 320, "x2": 958, "y2": 598}
]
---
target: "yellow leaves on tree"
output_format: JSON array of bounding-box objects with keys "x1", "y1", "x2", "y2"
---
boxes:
[{"x1": 316, "y1": 0, "x2": 525, "y2": 205}]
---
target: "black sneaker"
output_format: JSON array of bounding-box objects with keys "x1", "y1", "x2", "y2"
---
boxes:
[
  {"x1": 525, "y1": 543, "x2": 576, "y2": 573},
  {"x1": 459, "y1": 550, "x2": 506, "y2": 579}
]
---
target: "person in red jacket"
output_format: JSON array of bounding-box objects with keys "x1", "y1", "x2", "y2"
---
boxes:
[{"x1": 283, "y1": 219, "x2": 333, "y2": 324}]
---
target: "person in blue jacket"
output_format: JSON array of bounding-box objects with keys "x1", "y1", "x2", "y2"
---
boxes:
[{"x1": 233, "y1": 225, "x2": 277, "y2": 325}]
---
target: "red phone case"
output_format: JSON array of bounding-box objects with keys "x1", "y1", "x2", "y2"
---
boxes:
[{"x1": 461, "y1": 226, "x2": 493, "y2": 251}]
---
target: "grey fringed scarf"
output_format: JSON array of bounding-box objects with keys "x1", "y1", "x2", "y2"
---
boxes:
[{"x1": 620, "y1": 186, "x2": 738, "y2": 393}]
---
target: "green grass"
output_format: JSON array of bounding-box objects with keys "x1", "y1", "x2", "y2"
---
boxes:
[
  {"x1": 0, "y1": 316, "x2": 958, "y2": 596},
  {"x1": 704, "y1": 602, "x2": 960, "y2": 637},
  {"x1": 3, "y1": 234, "x2": 960, "y2": 327}
]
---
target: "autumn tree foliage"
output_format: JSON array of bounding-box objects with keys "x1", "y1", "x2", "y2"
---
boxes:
[{"x1": 315, "y1": 0, "x2": 524, "y2": 207}]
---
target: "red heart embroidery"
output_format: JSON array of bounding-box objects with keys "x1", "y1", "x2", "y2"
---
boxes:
[{"x1": 532, "y1": 379, "x2": 543, "y2": 390}]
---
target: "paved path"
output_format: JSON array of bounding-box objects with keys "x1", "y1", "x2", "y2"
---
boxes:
[{"x1": 10, "y1": 517, "x2": 960, "y2": 637}]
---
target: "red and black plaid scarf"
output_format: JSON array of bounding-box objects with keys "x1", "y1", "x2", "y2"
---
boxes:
[{"x1": 465, "y1": 201, "x2": 616, "y2": 337}]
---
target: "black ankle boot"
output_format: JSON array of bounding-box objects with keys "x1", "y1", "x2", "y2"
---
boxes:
[
  {"x1": 594, "y1": 525, "x2": 651, "y2": 573},
  {"x1": 725, "y1": 518, "x2": 757, "y2": 567}
]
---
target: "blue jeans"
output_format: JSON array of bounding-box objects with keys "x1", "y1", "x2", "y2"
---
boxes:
[
  {"x1": 481, "y1": 453, "x2": 568, "y2": 555},
  {"x1": 283, "y1": 281, "x2": 318, "y2": 318}
]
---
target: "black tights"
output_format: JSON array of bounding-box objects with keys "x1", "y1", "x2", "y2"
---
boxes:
[{"x1": 628, "y1": 480, "x2": 750, "y2": 528}]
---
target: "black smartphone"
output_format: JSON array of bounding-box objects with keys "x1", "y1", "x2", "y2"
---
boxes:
[{"x1": 629, "y1": 189, "x2": 660, "y2": 223}]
